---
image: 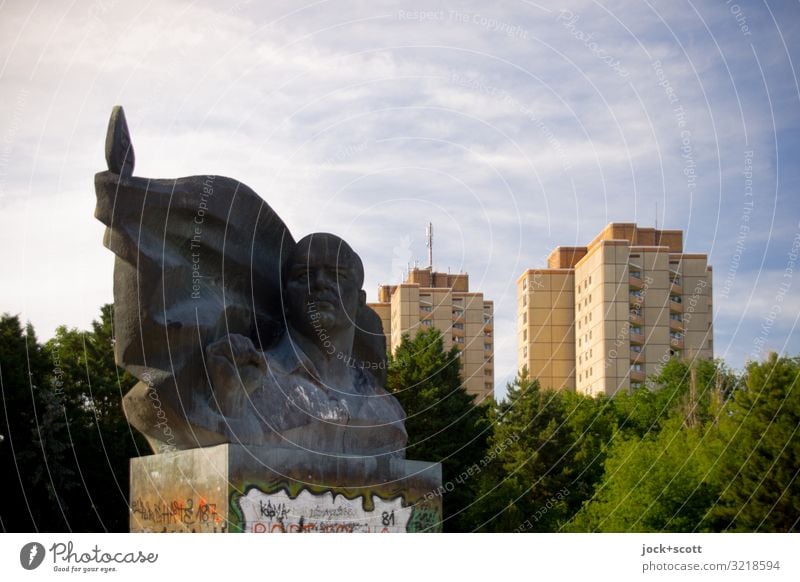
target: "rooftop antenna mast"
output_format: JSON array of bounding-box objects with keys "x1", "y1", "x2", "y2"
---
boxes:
[{"x1": 426, "y1": 222, "x2": 433, "y2": 269}]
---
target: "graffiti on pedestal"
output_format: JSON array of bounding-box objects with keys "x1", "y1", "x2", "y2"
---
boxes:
[
  {"x1": 130, "y1": 497, "x2": 226, "y2": 532},
  {"x1": 237, "y1": 488, "x2": 414, "y2": 533}
]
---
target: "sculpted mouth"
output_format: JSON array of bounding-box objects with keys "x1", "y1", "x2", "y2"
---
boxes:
[
  {"x1": 309, "y1": 295, "x2": 336, "y2": 305},
  {"x1": 311, "y1": 297, "x2": 337, "y2": 308}
]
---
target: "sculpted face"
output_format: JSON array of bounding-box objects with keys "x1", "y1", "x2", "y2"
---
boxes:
[{"x1": 283, "y1": 233, "x2": 366, "y2": 339}]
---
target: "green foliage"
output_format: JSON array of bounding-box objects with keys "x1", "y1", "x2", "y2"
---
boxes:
[
  {"x1": 386, "y1": 328, "x2": 490, "y2": 532},
  {"x1": 1, "y1": 314, "x2": 74, "y2": 530},
  {"x1": 705, "y1": 353, "x2": 800, "y2": 531},
  {"x1": 567, "y1": 355, "x2": 797, "y2": 533},
  {"x1": 467, "y1": 372, "x2": 615, "y2": 532},
  {"x1": 44, "y1": 303, "x2": 146, "y2": 531},
  {"x1": 567, "y1": 418, "x2": 717, "y2": 532},
  {"x1": 0, "y1": 306, "x2": 144, "y2": 532}
]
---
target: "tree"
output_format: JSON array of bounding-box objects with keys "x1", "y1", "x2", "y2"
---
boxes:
[
  {"x1": 706, "y1": 353, "x2": 800, "y2": 531},
  {"x1": 0, "y1": 314, "x2": 72, "y2": 531},
  {"x1": 386, "y1": 328, "x2": 490, "y2": 532},
  {"x1": 567, "y1": 417, "x2": 717, "y2": 532},
  {"x1": 44, "y1": 304, "x2": 146, "y2": 531},
  {"x1": 467, "y1": 372, "x2": 615, "y2": 532},
  {"x1": 566, "y1": 357, "x2": 740, "y2": 532}
]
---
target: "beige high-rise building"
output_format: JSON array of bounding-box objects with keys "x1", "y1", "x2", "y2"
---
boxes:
[
  {"x1": 369, "y1": 268, "x2": 494, "y2": 401},
  {"x1": 517, "y1": 223, "x2": 713, "y2": 397}
]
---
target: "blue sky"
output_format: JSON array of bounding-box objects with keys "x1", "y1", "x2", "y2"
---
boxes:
[{"x1": 1, "y1": 0, "x2": 798, "y2": 398}]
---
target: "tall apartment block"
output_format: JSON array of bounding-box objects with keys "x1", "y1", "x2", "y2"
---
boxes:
[
  {"x1": 517, "y1": 223, "x2": 713, "y2": 397},
  {"x1": 369, "y1": 267, "x2": 494, "y2": 401}
]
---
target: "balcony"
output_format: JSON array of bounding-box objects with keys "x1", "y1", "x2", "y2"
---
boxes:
[
  {"x1": 630, "y1": 350, "x2": 644, "y2": 364},
  {"x1": 670, "y1": 336, "x2": 684, "y2": 349},
  {"x1": 630, "y1": 332, "x2": 645, "y2": 345},
  {"x1": 669, "y1": 297, "x2": 683, "y2": 313},
  {"x1": 629, "y1": 274, "x2": 644, "y2": 289},
  {"x1": 669, "y1": 318, "x2": 684, "y2": 332},
  {"x1": 629, "y1": 310, "x2": 644, "y2": 326},
  {"x1": 670, "y1": 278, "x2": 683, "y2": 294},
  {"x1": 629, "y1": 293, "x2": 644, "y2": 306},
  {"x1": 630, "y1": 369, "x2": 646, "y2": 382}
]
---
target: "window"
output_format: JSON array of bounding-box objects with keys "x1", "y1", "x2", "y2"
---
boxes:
[
  {"x1": 589, "y1": 276, "x2": 592, "y2": 285},
  {"x1": 523, "y1": 312, "x2": 527, "y2": 323},
  {"x1": 523, "y1": 346, "x2": 527, "y2": 358},
  {"x1": 670, "y1": 331, "x2": 683, "y2": 340},
  {"x1": 630, "y1": 270, "x2": 642, "y2": 278},
  {"x1": 522, "y1": 278, "x2": 527, "y2": 290},
  {"x1": 523, "y1": 329, "x2": 527, "y2": 341},
  {"x1": 670, "y1": 295, "x2": 682, "y2": 303},
  {"x1": 631, "y1": 363, "x2": 642, "y2": 371},
  {"x1": 453, "y1": 336, "x2": 464, "y2": 344},
  {"x1": 453, "y1": 323, "x2": 464, "y2": 330},
  {"x1": 485, "y1": 343, "x2": 492, "y2": 350},
  {"x1": 420, "y1": 305, "x2": 432, "y2": 313},
  {"x1": 670, "y1": 314, "x2": 682, "y2": 322},
  {"x1": 484, "y1": 315, "x2": 492, "y2": 324},
  {"x1": 631, "y1": 345, "x2": 642, "y2": 353},
  {"x1": 631, "y1": 326, "x2": 642, "y2": 334},
  {"x1": 522, "y1": 295, "x2": 527, "y2": 306},
  {"x1": 453, "y1": 309, "x2": 464, "y2": 317},
  {"x1": 421, "y1": 319, "x2": 432, "y2": 326},
  {"x1": 631, "y1": 382, "x2": 642, "y2": 389}
]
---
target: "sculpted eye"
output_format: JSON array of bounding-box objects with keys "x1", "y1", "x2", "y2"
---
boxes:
[{"x1": 291, "y1": 269, "x2": 309, "y2": 282}]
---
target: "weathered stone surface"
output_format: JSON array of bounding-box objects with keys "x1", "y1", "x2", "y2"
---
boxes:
[{"x1": 130, "y1": 445, "x2": 442, "y2": 533}]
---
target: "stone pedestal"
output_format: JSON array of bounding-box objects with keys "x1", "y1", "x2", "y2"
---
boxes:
[{"x1": 129, "y1": 445, "x2": 442, "y2": 533}]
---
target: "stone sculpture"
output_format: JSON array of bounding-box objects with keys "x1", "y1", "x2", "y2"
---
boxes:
[{"x1": 94, "y1": 106, "x2": 406, "y2": 457}]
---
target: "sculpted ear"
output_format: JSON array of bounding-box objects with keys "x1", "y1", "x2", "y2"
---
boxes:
[{"x1": 359, "y1": 290, "x2": 367, "y2": 306}]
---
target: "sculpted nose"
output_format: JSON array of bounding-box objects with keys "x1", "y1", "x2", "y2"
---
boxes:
[{"x1": 310, "y1": 269, "x2": 333, "y2": 290}]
